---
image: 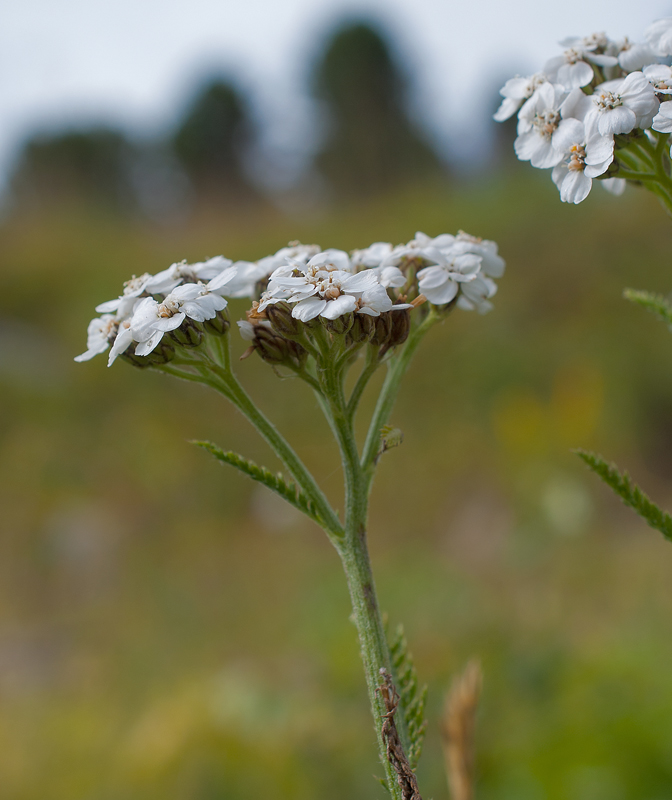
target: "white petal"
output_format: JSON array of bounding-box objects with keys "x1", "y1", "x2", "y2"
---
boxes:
[
  {"x1": 320, "y1": 295, "x2": 357, "y2": 319},
  {"x1": 292, "y1": 297, "x2": 327, "y2": 322}
]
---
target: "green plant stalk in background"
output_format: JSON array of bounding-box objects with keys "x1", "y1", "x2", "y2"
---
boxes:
[{"x1": 158, "y1": 311, "x2": 437, "y2": 799}]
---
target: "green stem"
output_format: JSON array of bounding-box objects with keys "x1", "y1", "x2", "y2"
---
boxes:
[
  {"x1": 361, "y1": 311, "x2": 439, "y2": 479},
  {"x1": 346, "y1": 344, "x2": 381, "y2": 423},
  {"x1": 337, "y1": 530, "x2": 405, "y2": 800},
  {"x1": 318, "y1": 352, "x2": 409, "y2": 797}
]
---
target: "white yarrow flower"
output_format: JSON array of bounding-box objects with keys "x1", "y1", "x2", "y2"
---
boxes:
[
  {"x1": 417, "y1": 252, "x2": 482, "y2": 306},
  {"x1": 493, "y1": 73, "x2": 548, "y2": 122},
  {"x1": 551, "y1": 117, "x2": 614, "y2": 204},
  {"x1": 591, "y1": 73, "x2": 659, "y2": 135},
  {"x1": 95, "y1": 273, "x2": 154, "y2": 315},
  {"x1": 145, "y1": 256, "x2": 233, "y2": 295},
  {"x1": 544, "y1": 35, "x2": 617, "y2": 90},
  {"x1": 515, "y1": 82, "x2": 567, "y2": 168}
]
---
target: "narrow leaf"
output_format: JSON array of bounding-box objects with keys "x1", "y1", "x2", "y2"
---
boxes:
[
  {"x1": 194, "y1": 440, "x2": 323, "y2": 526},
  {"x1": 389, "y1": 624, "x2": 427, "y2": 770},
  {"x1": 624, "y1": 288, "x2": 672, "y2": 328},
  {"x1": 576, "y1": 449, "x2": 672, "y2": 542}
]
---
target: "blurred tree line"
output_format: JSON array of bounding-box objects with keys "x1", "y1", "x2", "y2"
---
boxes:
[{"x1": 8, "y1": 21, "x2": 450, "y2": 217}]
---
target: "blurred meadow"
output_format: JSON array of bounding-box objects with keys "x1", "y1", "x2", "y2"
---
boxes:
[{"x1": 3, "y1": 9, "x2": 672, "y2": 800}]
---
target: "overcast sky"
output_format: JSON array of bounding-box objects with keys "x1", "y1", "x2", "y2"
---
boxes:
[{"x1": 1, "y1": 0, "x2": 671, "y2": 182}]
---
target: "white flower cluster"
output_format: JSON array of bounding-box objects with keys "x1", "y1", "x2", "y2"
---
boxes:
[
  {"x1": 495, "y1": 19, "x2": 672, "y2": 203},
  {"x1": 76, "y1": 232, "x2": 505, "y2": 367}
]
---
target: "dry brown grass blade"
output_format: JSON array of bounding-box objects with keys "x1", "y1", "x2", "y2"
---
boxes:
[{"x1": 441, "y1": 659, "x2": 482, "y2": 800}]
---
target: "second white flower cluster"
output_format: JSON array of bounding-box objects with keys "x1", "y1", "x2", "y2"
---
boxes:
[
  {"x1": 76, "y1": 232, "x2": 505, "y2": 368},
  {"x1": 495, "y1": 19, "x2": 672, "y2": 203}
]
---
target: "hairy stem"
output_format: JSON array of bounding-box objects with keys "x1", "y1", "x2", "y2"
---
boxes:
[{"x1": 361, "y1": 311, "x2": 439, "y2": 481}]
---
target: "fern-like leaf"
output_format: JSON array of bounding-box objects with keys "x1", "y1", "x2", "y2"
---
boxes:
[
  {"x1": 389, "y1": 624, "x2": 427, "y2": 770},
  {"x1": 624, "y1": 288, "x2": 672, "y2": 329},
  {"x1": 576, "y1": 449, "x2": 672, "y2": 542},
  {"x1": 194, "y1": 440, "x2": 323, "y2": 526}
]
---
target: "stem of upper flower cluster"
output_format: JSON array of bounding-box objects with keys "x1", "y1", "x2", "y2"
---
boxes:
[{"x1": 361, "y1": 310, "x2": 439, "y2": 483}]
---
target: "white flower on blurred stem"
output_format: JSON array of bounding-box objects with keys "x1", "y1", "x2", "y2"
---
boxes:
[
  {"x1": 449, "y1": 232, "x2": 506, "y2": 279},
  {"x1": 617, "y1": 39, "x2": 658, "y2": 72},
  {"x1": 145, "y1": 256, "x2": 233, "y2": 295},
  {"x1": 544, "y1": 36, "x2": 617, "y2": 90},
  {"x1": 219, "y1": 261, "x2": 266, "y2": 298},
  {"x1": 373, "y1": 265, "x2": 406, "y2": 287},
  {"x1": 107, "y1": 318, "x2": 134, "y2": 366},
  {"x1": 355, "y1": 283, "x2": 412, "y2": 316},
  {"x1": 259, "y1": 259, "x2": 379, "y2": 321},
  {"x1": 417, "y1": 252, "x2": 482, "y2": 305},
  {"x1": 515, "y1": 83, "x2": 566, "y2": 168},
  {"x1": 256, "y1": 243, "x2": 321, "y2": 278},
  {"x1": 644, "y1": 64, "x2": 672, "y2": 94},
  {"x1": 95, "y1": 272, "x2": 154, "y2": 315},
  {"x1": 132, "y1": 282, "x2": 229, "y2": 356},
  {"x1": 591, "y1": 72, "x2": 659, "y2": 135},
  {"x1": 351, "y1": 242, "x2": 395, "y2": 268},
  {"x1": 458, "y1": 275, "x2": 498, "y2": 313},
  {"x1": 646, "y1": 17, "x2": 672, "y2": 57},
  {"x1": 551, "y1": 116, "x2": 614, "y2": 204},
  {"x1": 493, "y1": 73, "x2": 548, "y2": 122},
  {"x1": 652, "y1": 100, "x2": 672, "y2": 133},
  {"x1": 74, "y1": 314, "x2": 120, "y2": 362},
  {"x1": 601, "y1": 177, "x2": 626, "y2": 195}
]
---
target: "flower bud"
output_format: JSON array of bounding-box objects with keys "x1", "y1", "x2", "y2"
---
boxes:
[
  {"x1": 146, "y1": 341, "x2": 177, "y2": 364},
  {"x1": 203, "y1": 309, "x2": 230, "y2": 336},
  {"x1": 266, "y1": 302, "x2": 304, "y2": 338},
  {"x1": 387, "y1": 308, "x2": 410, "y2": 347},
  {"x1": 254, "y1": 326, "x2": 291, "y2": 365},
  {"x1": 170, "y1": 320, "x2": 203, "y2": 348},
  {"x1": 345, "y1": 313, "x2": 374, "y2": 345},
  {"x1": 120, "y1": 352, "x2": 152, "y2": 369},
  {"x1": 371, "y1": 312, "x2": 392, "y2": 346},
  {"x1": 322, "y1": 312, "x2": 354, "y2": 336}
]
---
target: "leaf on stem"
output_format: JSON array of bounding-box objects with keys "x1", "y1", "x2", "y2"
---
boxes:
[
  {"x1": 575, "y1": 449, "x2": 672, "y2": 542},
  {"x1": 194, "y1": 440, "x2": 324, "y2": 526},
  {"x1": 624, "y1": 288, "x2": 672, "y2": 329},
  {"x1": 389, "y1": 625, "x2": 427, "y2": 770},
  {"x1": 376, "y1": 426, "x2": 404, "y2": 465}
]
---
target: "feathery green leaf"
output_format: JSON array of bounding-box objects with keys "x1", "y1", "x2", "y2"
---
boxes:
[
  {"x1": 194, "y1": 440, "x2": 324, "y2": 526},
  {"x1": 576, "y1": 449, "x2": 672, "y2": 542},
  {"x1": 624, "y1": 288, "x2": 672, "y2": 329},
  {"x1": 389, "y1": 624, "x2": 427, "y2": 769}
]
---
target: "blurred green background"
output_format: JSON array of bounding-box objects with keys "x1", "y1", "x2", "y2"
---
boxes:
[{"x1": 3, "y1": 17, "x2": 672, "y2": 800}]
